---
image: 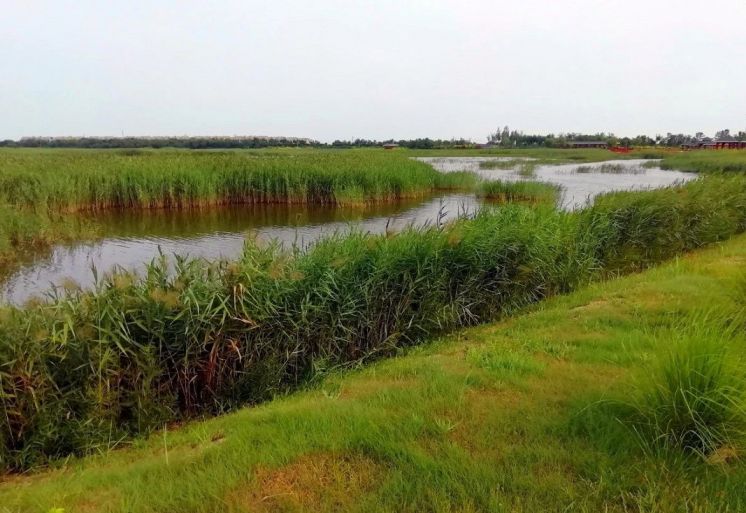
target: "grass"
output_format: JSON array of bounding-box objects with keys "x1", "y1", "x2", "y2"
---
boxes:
[
  {"x1": 620, "y1": 321, "x2": 746, "y2": 456},
  {"x1": 1, "y1": 231, "x2": 745, "y2": 512},
  {"x1": 2, "y1": 170, "x2": 746, "y2": 472}
]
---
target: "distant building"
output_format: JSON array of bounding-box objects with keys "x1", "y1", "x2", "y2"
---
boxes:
[
  {"x1": 568, "y1": 141, "x2": 608, "y2": 149},
  {"x1": 382, "y1": 143, "x2": 399, "y2": 150},
  {"x1": 681, "y1": 137, "x2": 746, "y2": 150}
]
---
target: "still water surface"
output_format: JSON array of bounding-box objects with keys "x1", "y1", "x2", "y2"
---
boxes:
[{"x1": 0, "y1": 159, "x2": 696, "y2": 304}]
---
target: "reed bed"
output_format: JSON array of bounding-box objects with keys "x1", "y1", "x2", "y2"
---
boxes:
[
  {"x1": 0, "y1": 149, "x2": 473, "y2": 211},
  {"x1": 2, "y1": 172, "x2": 746, "y2": 471}
]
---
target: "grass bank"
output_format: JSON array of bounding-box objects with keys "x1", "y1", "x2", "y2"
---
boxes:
[
  {"x1": 1, "y1": 232, "x2": 744, "y2": 512},
  {"x1": 658, "y1": 149, "x2": 746, "y2": 173},
  {"x1": 2, "y1": 171, "x2": 746, "y2": 472}
]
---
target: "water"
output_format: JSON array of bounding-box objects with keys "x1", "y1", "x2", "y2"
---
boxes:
[
  {"x1": 0, "y1": 158, "x2": 696, "y2": 305},
  {"x1": 417, "y1": 158, "x2": 695, "y2": 210},
  {"x1": 0, "y1": 195, "x2": 480, "y2": 305}
]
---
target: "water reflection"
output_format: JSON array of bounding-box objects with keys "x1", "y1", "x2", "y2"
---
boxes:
[{"x1": 0, "y1": 194, "x2": 480, "y2": 305}]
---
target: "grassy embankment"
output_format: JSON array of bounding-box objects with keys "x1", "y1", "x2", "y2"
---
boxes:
[{"x1": 1, "y1": 231, "x2": 744, "y2": 512}]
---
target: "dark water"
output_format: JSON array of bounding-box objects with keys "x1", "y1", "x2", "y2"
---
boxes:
[{"x1": 0, "y1": 159, "x2": 697, "y2": 305}]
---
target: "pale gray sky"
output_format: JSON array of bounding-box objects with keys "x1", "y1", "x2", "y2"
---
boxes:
[{"x1": 2, "y1": 0, "x2": 745, "y2": 142}]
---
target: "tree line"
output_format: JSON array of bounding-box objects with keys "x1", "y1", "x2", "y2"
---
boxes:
[{"x1": 1, "y1": 129, "x2": 744, "y2": 150}]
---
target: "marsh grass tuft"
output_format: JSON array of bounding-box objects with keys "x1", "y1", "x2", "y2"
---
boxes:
[{"x1": 618, "y1": 320, "x2": 746, "y2": 457}]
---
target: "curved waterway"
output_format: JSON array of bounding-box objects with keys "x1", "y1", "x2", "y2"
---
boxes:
[
  {"x1": 0, "y1": 159, "x2": 695, "y2": 305},
  {"x1": 417, "y1": 158, "x2": 695, "y2": 210}
]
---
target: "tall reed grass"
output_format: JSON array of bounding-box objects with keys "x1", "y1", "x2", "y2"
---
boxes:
[
  {"x1": 2, "y1": 172, "x2": 746, "y2": 471},
  {"x1": 0, "y1": 149, "x2": 473, "y2": 211}
]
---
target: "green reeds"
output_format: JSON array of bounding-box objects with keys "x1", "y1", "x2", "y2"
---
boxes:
[
  {"x1": 477, "y1": 179, "x2": 559, "y2": 205},
  {"x1": 0, "y1": 149, "x2": 474, "y2": 212}
]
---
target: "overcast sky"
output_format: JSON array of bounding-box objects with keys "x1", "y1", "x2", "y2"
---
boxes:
[{"x1": 2, "y1": 0, "x2": 745, "y2": 142}]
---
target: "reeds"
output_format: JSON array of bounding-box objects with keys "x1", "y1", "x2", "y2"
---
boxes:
[
  {"x1": 0, "y1": 149, "x2": 474, "y2": 212},
  {"x1": 477, "y1": 180, "x2": 559, "y2": 205},
  {"x1": 2, "y1": 172, "x2": 746, "y2": 471}
]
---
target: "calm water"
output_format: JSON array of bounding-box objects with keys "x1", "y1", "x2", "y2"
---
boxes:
[
  {"x1": 417, "y1": 158, "x2": 695, "y2": 209},
  {"x1": 0, "y1": 159, "x2": 696, "y2": 305},
  {"x1": 0, "y1": 195, "x2": 480, "y2": 305}
]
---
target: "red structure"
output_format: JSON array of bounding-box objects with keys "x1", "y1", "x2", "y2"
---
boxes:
[{"x1": 610, "y1": 146, "x2": 632, "y2": 154}]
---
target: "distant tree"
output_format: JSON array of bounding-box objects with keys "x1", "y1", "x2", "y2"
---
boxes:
[{"x1": 715, "y1": 129, "x2": 731, "y2": 139}]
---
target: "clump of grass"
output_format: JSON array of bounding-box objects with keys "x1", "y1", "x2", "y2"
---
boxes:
[
  {"x1": 477, "y1": 159, "x2": 536, "y2": 176},
  {"x1": 618, "y1": 323, "x2": 746, "y2": 457},
  {"x1": 478, "y1": 159, "x2": 525, "y2": 170},
  {"x1": 477, "y1": 179, "x2": 559, "y2": 205},
  {"x1": 516, "y1": 162, "x2": 538, "y2": 177}
]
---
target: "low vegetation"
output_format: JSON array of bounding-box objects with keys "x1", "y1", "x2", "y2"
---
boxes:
[{"x1": 2, "y1": 232, "x2": 745, "y2": 512}]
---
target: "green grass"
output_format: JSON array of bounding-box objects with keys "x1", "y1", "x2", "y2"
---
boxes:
[
  {"x1": 2, "y1": 231, "x2": 745, "y2": 512},
  {"x1": 2, "y1": 147, "x2": 746, "y2": 474}
]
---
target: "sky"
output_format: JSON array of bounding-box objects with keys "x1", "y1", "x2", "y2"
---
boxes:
[{"x1": 2, "y1": 0, "x2": 745, "y2": 142}]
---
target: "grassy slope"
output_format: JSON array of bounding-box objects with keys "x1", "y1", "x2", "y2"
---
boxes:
[{"x1": 3, "y1": 234, "x2": 745, "y2": 512}]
